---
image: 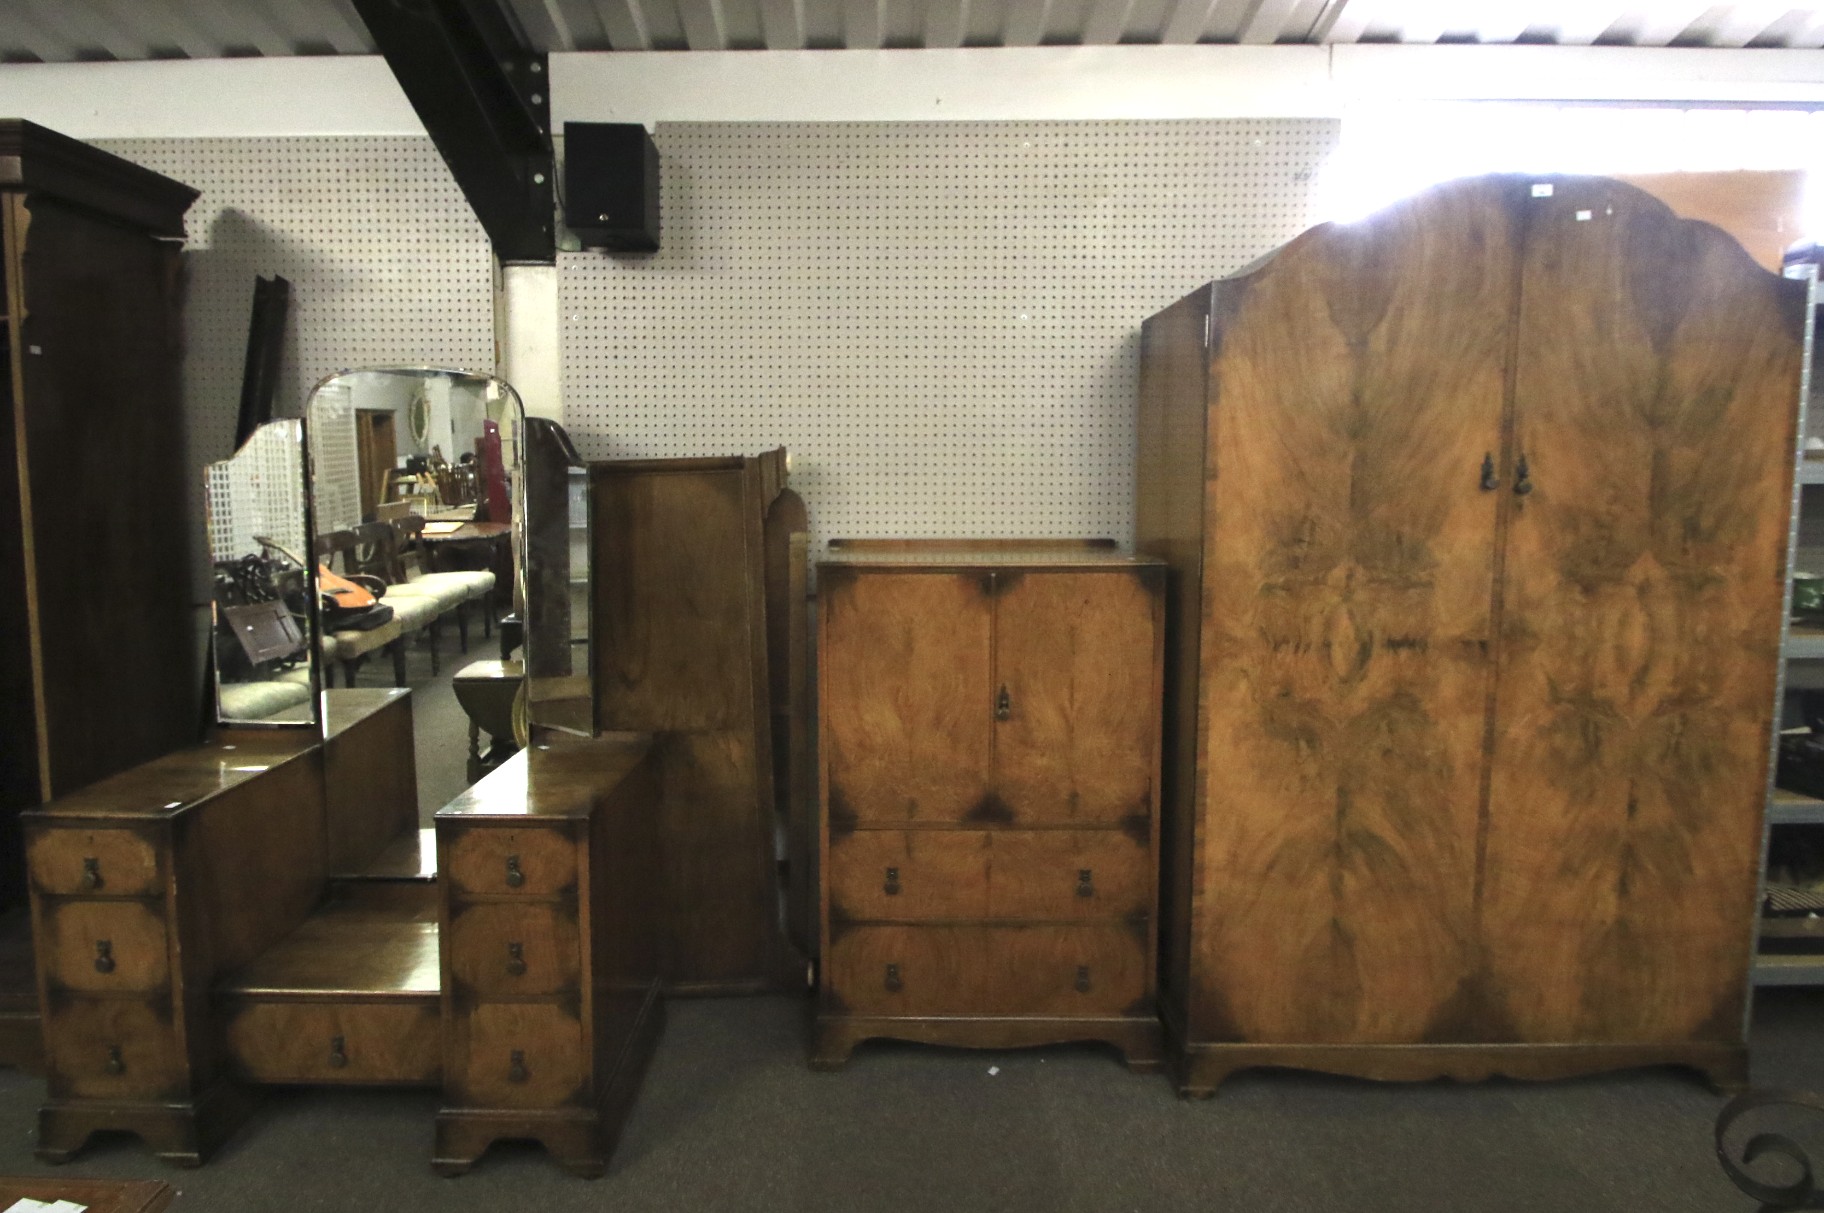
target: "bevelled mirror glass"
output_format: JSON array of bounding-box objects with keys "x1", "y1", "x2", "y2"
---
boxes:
[
  {"x1": 522, "y1": 417, "x2": 593, "y2": 735},
  {"x1": 206, "y1": 418, "x2": 319, "y2": 726},
  {"x1": 304, "y1": 368, "x2": 527, "y2": 757}
]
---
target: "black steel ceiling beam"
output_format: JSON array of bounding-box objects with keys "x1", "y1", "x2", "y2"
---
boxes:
[{"x1": 351, "y1": 0, "x2": 554, "y2": 262}]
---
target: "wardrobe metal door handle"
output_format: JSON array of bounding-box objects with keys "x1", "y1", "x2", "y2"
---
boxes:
[
  {"x1": 1479, "y1": 453, "x2": 1499, "y2": 491},
  {"x1": 1513, "y1": 454, "x2": 1533, "y2": 496},
  {"x1": 995, "y1": 686, "x2": 1012, "y2": 721}
]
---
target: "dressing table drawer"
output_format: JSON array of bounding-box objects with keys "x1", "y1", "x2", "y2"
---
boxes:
[
  {"x1": 40, "y1": 901, "x2": 169, "y2": 995},
  {"x1": 43, "y1": 999, "x2": 184, "y2": 1101},
  {"x1": 447, "y1": 903, "x2": 581, "y2": 997},
  {"x1": 445, "y1": 826, "x2": 577, "y2": 899},
  {"x1": 29, "y1": 829, "x2": 161, "y2": 898},
  {"x1": 449, "y1": 1002, "x2": 587, "y2": 1110},
  {"x1": 225, "y1": 1000, "x2": 441, "y2": 1085}
]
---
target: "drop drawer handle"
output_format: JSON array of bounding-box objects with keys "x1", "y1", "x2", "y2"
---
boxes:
[
  {"x1": 504, "y1": 854, "x2": 525, "y2": 888},
  {"x1": 1479, "y1": 452, "x2": 1498, "y2": 491},
  {"x1": 884, "y1": 867, "x2": 900, "y2": 896},
  {"x1": 94, "y1": 940, "x2": 115, "y2": 974},
  {"x1": 509, "y1": 1049, "x2": 528, "y2": 1083},
  {"x1": 1075, "y1": 965, "x2": 1091, "y2": 994},
  {"x1": 81, "y1": 858, "x2": 101, "y2": 890},
  {"x1": 1077, "y1": 869, "x2": 1093, "y2": 898},
  {"x1": 329, "y1": 1036, "x2": 348, "y2": 1069},
  {"x1": 104, "y1": 1045, "x2": 124, "y2": 1075},
  {"x1": 506, "y1": 941, "x2": 526, "y2": 976},
  {"x1": 994, "y1": 685, "x2": 1012, "y2": 721},
  {"x1": 1513, "y1": 453, "x2": 1534, "y2": 496},
  {"x1": 884, "y1": 963, "x2": 902, "y2": 993}
]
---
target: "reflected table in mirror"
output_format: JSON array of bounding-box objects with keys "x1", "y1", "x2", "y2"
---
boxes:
[{"x1": 453, "y1": 660, "x2": 523, "y2": 784}]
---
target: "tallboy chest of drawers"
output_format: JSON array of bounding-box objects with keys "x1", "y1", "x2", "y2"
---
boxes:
[{"x1": 812, "y1": 540, "x2": 1165, "y2": 1070}]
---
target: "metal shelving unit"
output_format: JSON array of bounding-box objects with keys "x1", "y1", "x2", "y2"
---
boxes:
[{"x1": 1756, "y1": 266, "x2": 1824, "y2": 989}]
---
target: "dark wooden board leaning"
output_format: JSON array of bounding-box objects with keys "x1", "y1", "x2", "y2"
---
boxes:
[{"x1": 1135, "y1": 174, "x2": 1802, "y2": 1095}]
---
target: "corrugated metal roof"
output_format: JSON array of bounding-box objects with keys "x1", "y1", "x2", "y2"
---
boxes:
[{"x1": 6, "y1": 0, "x2": 1824, "y2": 59}]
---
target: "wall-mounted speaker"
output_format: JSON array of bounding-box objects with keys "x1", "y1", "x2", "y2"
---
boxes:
[{"x1": 565, "y1": 122, "x2": 660, "y2": 253}]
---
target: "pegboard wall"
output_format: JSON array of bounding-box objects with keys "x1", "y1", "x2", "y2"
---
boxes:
[
  {"x1": 92, "y1": 137, "x2": 494, "y2": 591},
  {"x1": 559, "y1": 120, "x2": 1339, "y2": 554}
]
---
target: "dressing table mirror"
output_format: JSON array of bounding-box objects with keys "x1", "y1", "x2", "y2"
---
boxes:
[{"x1": 204, "y1": 419, "x2": 319, "y2": 727}]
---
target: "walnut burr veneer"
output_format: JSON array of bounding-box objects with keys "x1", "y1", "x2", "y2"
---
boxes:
[
  {"x1": 813, "y1": 540, "x2": 1166, "y2": 1069},
  {"x1": 1136, "y1": 174, "x2": 1804, "y2": 1095}
]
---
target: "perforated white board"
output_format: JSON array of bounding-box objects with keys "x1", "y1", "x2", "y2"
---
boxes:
[
  {"x1": 560, "y1": 120, "x2": 1339, "y2": 556},
  {"x1": 91, "y1": 136, "x2": 494, "y2": 591}
]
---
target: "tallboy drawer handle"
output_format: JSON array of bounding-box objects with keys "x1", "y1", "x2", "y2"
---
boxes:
[
  {"x1": 329, "y1": 1036, "x2": 348, "y2": 1069},
  {"x1": 504, "y1": 854, "x2": 525, "y2": 888},
  {"x1": 509, "y1": 1049, "x2": 528, "y2": 1083},
  {"x1": 94, "y1": 940, "x2": 115, "y2": 974},
  {"x1": 104, "y1": 1045, "x2": 124, "y2": 1075},
  {"x1": 1077, "y1": 869, "x2": 1094, "y2": 898},
  {"x1": 81, "y1": 858, "x2": 101, "y2": 890},
  {"x1": 1075, "y1": 965, "x2": 1091, "y2": 994},
  {"x1": 884, "y1": 963, "x2": 902, "y2": 993},
  {"x1": 884, "y1": 867, "x2": 900, "y2": 896},
  {"x1": 506, "y1": 941, "x2": 527, "y2": 976}
]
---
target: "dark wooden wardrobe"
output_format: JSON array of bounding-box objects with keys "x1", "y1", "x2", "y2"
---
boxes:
[
  {"x1": 1137, "y1": 174, "x2": 1804, "y2": 1094},
  {"x1": 0, "y1": 122, "x2": 199, "y2": 1066}
]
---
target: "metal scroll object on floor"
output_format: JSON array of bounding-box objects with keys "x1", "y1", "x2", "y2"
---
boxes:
[
  {"x1": 205, "y1": 418, "x2": 320, "y2": 727},
  {"x1": 1717, "y1": 1089, "x2": 1824, "y2": 1210}
]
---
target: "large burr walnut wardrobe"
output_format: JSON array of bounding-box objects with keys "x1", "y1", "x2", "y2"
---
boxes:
[{"x1": 1136, "y1": 174, "x2": 1804, "y2": 1094}]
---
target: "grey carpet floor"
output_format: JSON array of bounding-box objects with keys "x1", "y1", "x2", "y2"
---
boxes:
[
  {"x1": 9, "y1": 632, "x2": 1812, "y2": 1210},
  {"x1": 0, "y1": 992, "x2": 1819, "y2": 1211}
]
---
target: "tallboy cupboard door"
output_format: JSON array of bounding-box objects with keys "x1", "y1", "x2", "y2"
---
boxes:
[
  {"x1": 1193, "y1": 179, "x2": 1518, "y2": 1045},
  {"x1": 820, "y1": 570, "x2": 993, "y2": 827},
  {"x1": 992, "y1": 571, "x2": 1160, "y2": 827},
  {"x1": 1482, "y1": 179, "x2": 1803, "y2": 1043}
]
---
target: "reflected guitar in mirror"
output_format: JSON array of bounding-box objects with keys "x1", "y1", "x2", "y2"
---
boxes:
[{"x1": 205, "y1": 418, "x2": 319, "y2": 726}]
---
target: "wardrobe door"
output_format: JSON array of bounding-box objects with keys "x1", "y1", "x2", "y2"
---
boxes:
[
  {"x1": 992, "y1": 570, "x2": 1160, "y2": 827},
  {"x1": 1192, "y1": 179, "x2": 1517, "y2": 1045},
  {"x1": 1485, "y1": 178, "x2": 1803, "y2": 1043},
  {"x1": 820, "y1": 569, "x2": 994, "y2": 827}
]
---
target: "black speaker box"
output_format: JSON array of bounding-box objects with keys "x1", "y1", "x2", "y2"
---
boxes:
[{"x1": 565, "y1": 122, "x2": 660, "y2": 253}]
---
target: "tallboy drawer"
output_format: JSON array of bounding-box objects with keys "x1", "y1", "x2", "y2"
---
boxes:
[
  {"x1": 29, "y1": 828, "x2": 160, "y2": 898},
  {"x1": 825, "y1": 923, "x2": 1147, "y2": 1017},
  {"x1": 828, "y1": 830, "x2": 1150, "y2": 922},
  {"x1": 447, "y1": 902, "x2": 581, "y2": 997},
  {"x1": 446, "y1": 826, "x2": 576, "y2": 899}
]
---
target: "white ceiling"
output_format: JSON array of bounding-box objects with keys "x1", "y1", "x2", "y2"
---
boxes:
[{"x1": 8, "y1": 0, "x2": 1824, "y2": 59}]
